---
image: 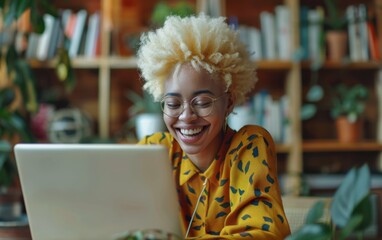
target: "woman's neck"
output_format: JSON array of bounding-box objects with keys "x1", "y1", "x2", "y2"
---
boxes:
[{"x1": 188, "y1": 130, "x2": 225, "y2": 172}]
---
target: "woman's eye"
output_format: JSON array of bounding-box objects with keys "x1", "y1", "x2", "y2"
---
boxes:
[
  {"x1": 193, "y1": 98, "x2": 212, "y2": 108},
  {"x1": 166, "y1": 102, "x2": 181, "y2": 109}
]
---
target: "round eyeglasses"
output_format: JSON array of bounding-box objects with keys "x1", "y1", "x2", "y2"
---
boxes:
[{"x1": 160, "y1": 94, "x2": 226, "y2": 118}]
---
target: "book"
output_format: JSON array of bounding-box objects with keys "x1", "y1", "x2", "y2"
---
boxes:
[
  {"x1": 275, "y1": 5, "x2": 292, "y2": 60},
  {"x1": 47, "y1": 18, "x2": 61, "y2": 59},
  {"x1": 247, "y1": 27, "x2": 262, "y2": 60},
  {"x1": 346, "y1": 5, "x2": 362, "y2": 61},
  {"x1": 367, "y1": 21, "x2": 380, "y2": 60},
  {"x1": 26, "y1": 33, "x2": 40, "y2": 59},
  {"x1": 64, "y1": 10, "x2": 77, "y2": 50},
  {"x1": 84, "y1": 12, "x2": 100, "y2": 57},
  {"x1": 260, "y1": 11, "x2": 277, "y2": 60},
  {"x1": 357, "y1": 4, "x2": 369, "y2": 61},
  {"x1": 300, "y1": 6, "x2": 309, "y2": 60},
  {"x1": 69, "y1": 9, "x2": 88, "y2": 57},
  {"x1": 307, "y1": 7, "x2": 324, "y2": 62}
]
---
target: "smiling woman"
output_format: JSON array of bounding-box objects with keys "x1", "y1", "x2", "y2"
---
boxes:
[{"x1": 136, "y1": 14, "x2": 291, "y2": 239}]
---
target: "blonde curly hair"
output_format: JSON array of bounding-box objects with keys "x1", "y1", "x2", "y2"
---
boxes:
[{"x1": 136, "y1": 14, "x2": 257, "y2": 105}]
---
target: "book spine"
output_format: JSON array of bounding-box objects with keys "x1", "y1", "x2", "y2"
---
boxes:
[
  {"x1": 358, "y1": 4, "x2": 370, "y2": 61},
  {"x1": 69, "y1": 9, "x2": 88, "y2": 57},
  {"x1": 260, "y1": 11, "x2": 277, "y2": 60},
  {"x1": 367, "y1": 20, "x2": 380, "y2": 60},
  {"x1": 275, "y1": 5, "x2": 291, "y2": 60}
]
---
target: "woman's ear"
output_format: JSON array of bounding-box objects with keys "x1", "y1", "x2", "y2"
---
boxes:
[{"x1": 225, "y1": 93, "x2": 235, "y2": 117}]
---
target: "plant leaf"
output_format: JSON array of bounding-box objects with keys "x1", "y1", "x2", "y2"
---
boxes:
[
  {"x1": 15, "y1": 0, "x2": 31, "y2": 18},
  {"x1": 305, "y1": 200, "x2": 325, "y2": 224},
  {"x1": 0, "y1": 140, "x2": 11, "y2": 170},
  {"x1": 337, "y1": 214, "x2": 363, "y2": 240},
  {"x1": 330, "y1": 164, "x2": 371, "y2": 228},
  {"x1": 306, "y1": 85, "x2": 324, "y2": 102},
  {"x1": 301, "y1": 104, "x2": 317, "y2": 120},
  {"x1": 4, "y1": 0, "x2": 18, "y2": 26},
  {"x1": 352, "y1": 194, "x2": 373, "y2": 232},
  {"x1": 285, "y1": 223, "x2": 331, "y2": 240}
]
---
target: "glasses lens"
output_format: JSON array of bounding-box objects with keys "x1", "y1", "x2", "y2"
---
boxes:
[
  {"x1": 161, "y1": 95, "x2": 218, "y2": 117},
  {"x1": 191, "y1": 96, "x2": 214, "y2": 117},
  {"x1": 161, "y1": 96, "x2": 183, "y2": 117}
]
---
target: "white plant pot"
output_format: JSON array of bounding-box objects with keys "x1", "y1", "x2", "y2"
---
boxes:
[
  {"x1": 228, "y1": 106, "x2": 255, "y2": 130},
  {"x1": 135, "y1": 113, "x2": 166, "y2": 140}
]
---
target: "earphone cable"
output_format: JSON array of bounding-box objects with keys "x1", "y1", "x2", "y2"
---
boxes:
[{"x1": 184, "y1": 178, "x2": 208, "y2": 239}]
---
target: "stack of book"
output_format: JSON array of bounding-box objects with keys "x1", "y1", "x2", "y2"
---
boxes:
[{"x1": 26, "y1": 9, "x2": 101, "y2": 60}]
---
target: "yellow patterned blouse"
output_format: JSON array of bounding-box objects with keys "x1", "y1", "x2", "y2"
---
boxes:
[{"x1": 138, "y1": 125, "x2": 291, "y2": 239}]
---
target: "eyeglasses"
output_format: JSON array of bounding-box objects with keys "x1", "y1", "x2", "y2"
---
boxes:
[{"x1": 160, "y1": 94, "x2": 226, "y2": 118}]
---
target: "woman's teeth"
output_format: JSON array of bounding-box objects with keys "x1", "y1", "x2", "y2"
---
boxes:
[{"x1": 180, "y1": 128, "x2": 203, "y2": 136}]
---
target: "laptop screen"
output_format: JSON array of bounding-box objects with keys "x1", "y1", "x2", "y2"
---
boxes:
[{"x1": 14, "y1": 144, "x2": 182, "y2": 240}]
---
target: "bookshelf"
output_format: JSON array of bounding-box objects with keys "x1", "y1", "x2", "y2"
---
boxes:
[{"x1": 29, "y1": 0, "x2": 382, "y2": 196}]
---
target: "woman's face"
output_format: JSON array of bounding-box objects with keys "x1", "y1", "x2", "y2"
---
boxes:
[{"x1": 163, "y1": 63, "x2": 233, "y2": 162}]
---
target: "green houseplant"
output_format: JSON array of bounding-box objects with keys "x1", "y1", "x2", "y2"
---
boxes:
[
  {"x1": 125, "y1": 90, "x2": 165, "y2": 140},
  {"x1": 323, "y1": 0, "x2": 347, "y2": 31},
  {"x1": 0, "y1": 0, "x2": 74, "y2": 224},
  {"x1": 330, "y1": 83, "x2": 369, "y2": 123},
  {"x1": 330, "y1": 83, "x2": 369, "y2": 142},
  {"x1": 287, "y1": 164, "x2": 372, "y2": 240},
  {"x1": 150, "y1": 0, "x2": 195, "y2": 28},
  {"x1": 323, "y1": 0, "x2": 348, "y2": 62}
]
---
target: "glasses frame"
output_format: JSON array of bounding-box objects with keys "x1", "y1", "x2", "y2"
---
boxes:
[{"x1": 160, "y1": 93, "x2": 226, "y2": 118}]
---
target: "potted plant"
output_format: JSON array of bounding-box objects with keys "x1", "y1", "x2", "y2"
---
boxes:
[
  {"x1": 286, "y1": 164, "x2": 373, "y2": 240},
  {"x1": 323, "y1": 0, "x2": 348, "y2": 62},
  {"x1": 0, "y1": 0, "x2": 73, "y2": 234},
  {"x1": 330, "y1": 83, "x2": 369, "y2": 143},
  {"x1": 150, "y1": 0, "x2": 195, "y2": 28},
  {"x1": 126, "y1": 90, "x2": 165, "y2": 140}
]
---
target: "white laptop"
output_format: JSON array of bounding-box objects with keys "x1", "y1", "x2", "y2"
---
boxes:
[{"x1": 14, "y1": 144, "x2": 182, "y2": 240}]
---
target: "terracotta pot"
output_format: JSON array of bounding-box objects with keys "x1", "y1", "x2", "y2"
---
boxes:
[
  {"x1": 326, "y1": 31, "x2": 348, "y2": 62},
  {"x1": 335, "y1": 117, "x2": 363, "y2": 143}
]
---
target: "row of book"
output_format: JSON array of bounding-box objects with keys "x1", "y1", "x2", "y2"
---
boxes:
[
  {"x1": 26, "y1": 9, "x2": 100, "y2": 60},
  {"x1": 230, "y1": 5, "x2": 292, "y2": 61},
  {"x1": 228, "y1": 90, "x2": 291, "y2": 144},
  {"x1": 231, "y1": 3, "x2": 380, "y2": 62},
  {"x1": 300, "y1": 4, "x2": 380, "y2": 62}
]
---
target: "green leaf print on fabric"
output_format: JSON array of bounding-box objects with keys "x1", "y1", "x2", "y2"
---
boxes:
[
  {"x1": 215, "y1": 196, "x2": 224, "y2": 203},
  {"x1": 252, "y1": 146, "x2": 259, "y2": 158},
  {"x1": 266, "y1": 174, "x2": 275, "y2": 184},
  {"x1": 220, "y1": 178, "x2": 228, "y2": 186},
  {"x1": 230, "y1": 186, "x2": 237, "y2": 194},
  {"x1": 187, "y1": 183, "x2": 196, "y2": 194},
  {"x1": 216, "y1": 211, "x2": 228, "y2": 218}
]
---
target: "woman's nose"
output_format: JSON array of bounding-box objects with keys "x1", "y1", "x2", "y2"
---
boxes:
[{"x1": 178, "y1": 103, "x2": 198, "y2": 121}]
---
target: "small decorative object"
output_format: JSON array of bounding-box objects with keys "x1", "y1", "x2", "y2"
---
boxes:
[
  {"x1": 113, "y1": 229, "x2": 182, "y2": 240},
  {"x1": 330, "y1": 83, "x2": 369, "y2": 142},
  {"x1": 30, "y1": 104, "x2": 55, "y2": 141},
  {"x1": 47, "y1": 108, "x2": 93, "y2": 143}
]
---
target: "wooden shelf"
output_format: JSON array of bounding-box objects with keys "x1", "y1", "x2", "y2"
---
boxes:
[
  {"x1": 301, "y1": 61, "x2": 382, "y2": 70},
  {"x1": 30, "y1": 57, "x2": 294, "y2": 70},
  {"x1": 276, "y1": 144, "x2": 292, "y2": 154},
  {"x1": 256, "y1": 60, "x2": 294, "y2": 70},
  {"x1": 29, "y1": 56, "x2": 138, "y2": 69},
  {"x1": 303, "y1": 140, "x2": 382, "y2": 152}
]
